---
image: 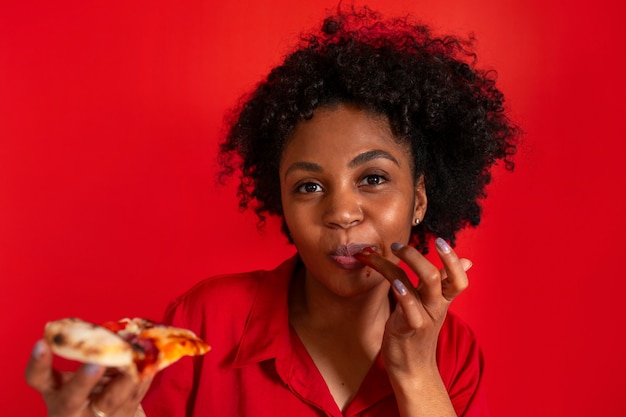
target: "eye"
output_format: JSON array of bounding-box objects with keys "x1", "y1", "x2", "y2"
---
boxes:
[
  {"x1": 296, "y1": 182, "x2": 323, "y2": 193},
  {"x1": 360, "y1": 174, "x2": 388, "y2": 186}
]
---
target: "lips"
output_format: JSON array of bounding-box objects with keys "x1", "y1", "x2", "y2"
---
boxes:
[{"x1": 330, "y1": 243, "x2": 377, "y2": 270}]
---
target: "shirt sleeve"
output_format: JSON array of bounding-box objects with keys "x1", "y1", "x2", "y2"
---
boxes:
[
  {"x1": 437, "y1": 313, "x2": 490, "y2": 417},
  {"x1": 141, "y1": 299, "x2": 196, "y2": 417}
]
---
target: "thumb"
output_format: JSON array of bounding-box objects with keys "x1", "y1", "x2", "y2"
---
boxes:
[{"x1": 25, "y1": 340, "x2": 54, "y2": 392}]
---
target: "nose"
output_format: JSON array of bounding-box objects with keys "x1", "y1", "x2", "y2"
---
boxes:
[{"x1": 323, "y1": 188, "x2": 363, "y2": 229}]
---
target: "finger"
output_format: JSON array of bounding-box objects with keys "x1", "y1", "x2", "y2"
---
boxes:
[
  {"x1": 92, "y1": 373, "x2": 152, "y2": 416},
  {"x1": 434, "y1": 238, "x2": 469, "y2": 300},
  {"x1": 388, "y1": 279, "x2": 429, "y2": 331},
  {"x1": 354, "y1": 247, "x2": 414, "y2": 292},
  {"x1": 25, "y1": 340, "x2": 54, "y2": 392},
  {"x1": 57, "y1": 363, "x2": 105, "y2": 408},
  {"x1": 390, "y1": 243, "x2": 445, "y2": 305},
  {"x1": 90, "y1": 367, "x2": 123, "y2": 395},
  {"x1": 116, "y1": 377, "x2": 153, "y2": 415},
  {"x1": 354, "y1": 248, "x2": 427, "y2": 329},
  {"x1": 440, "y1": 258, "x2": 472, "y2": 280}
]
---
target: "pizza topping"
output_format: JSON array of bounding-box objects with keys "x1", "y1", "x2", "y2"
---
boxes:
[{"x1": 101, "y1": 320, "x2": 127, "y2": 333}]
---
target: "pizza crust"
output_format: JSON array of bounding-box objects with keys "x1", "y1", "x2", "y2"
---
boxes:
[{"x1": 44, "y1": 318, "x2": 133, "y2": 368}]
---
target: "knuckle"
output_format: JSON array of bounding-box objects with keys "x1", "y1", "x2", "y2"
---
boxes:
[
  {"x1": 100, "y1": 394, "x2": 118, "y2": 411},
  {"x1": 59, "y1": 391, "x2": 85, "y2": 410},
  {"x1": 421, "y1": 270, "x2": 440, "y2": 283},
  {"x1": 454, "y1": 275, "x2": 470, "y2": 291},
  {"x1": 402, "y1": 296, "x2": 418, "y2": 308}
]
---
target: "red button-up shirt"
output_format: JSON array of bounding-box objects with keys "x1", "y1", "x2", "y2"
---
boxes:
[{"x1": 142, "y1": 256, "x2": 489, "y2": 416}]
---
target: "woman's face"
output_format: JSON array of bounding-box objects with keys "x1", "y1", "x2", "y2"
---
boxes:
[{"x1": 279, "y1": 103, "x2": 426, "y2": 297}]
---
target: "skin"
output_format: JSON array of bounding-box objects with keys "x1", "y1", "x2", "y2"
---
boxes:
[
  {"x1": 283, "y1": 103, "x2": 471, "y2": 416},
  {"x1": 24, "y1": 340, "x2": 150, "y2": 417},
  {"x1": 24, "y1": 102, "x2": 470, "y2": 416}
]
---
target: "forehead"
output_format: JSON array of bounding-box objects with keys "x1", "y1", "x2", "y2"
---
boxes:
[{"x1": 281, "y1": 104, "x2": 411, "y2": 167}]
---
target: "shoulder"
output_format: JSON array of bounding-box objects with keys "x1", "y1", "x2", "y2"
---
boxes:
[
  {"x1": 437, "y1": 311, "x2": 485, "y2": 397},
  {"x1": 437, "y1": 312, "x2": 488, "y2": 415},
  {"x1": 162, "y1": 268, "x2": 267, "y2": 335},
  {"x1": 439, "y1": 310, "x2": 479, "y2": 348},
  {"x1": 171, "y1": 255, "x2": 298, "y2": 312},
  {"x1": 172, "y1": 269, "x2": 266, "y2": 312},
  {"x1": 161, "y1": 255, "x2": 299, "y2": 335},
  {"x1": 437, "y1": 311, "x2": 483, "y2": 368}
]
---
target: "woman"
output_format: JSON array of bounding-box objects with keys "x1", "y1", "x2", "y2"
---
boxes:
[{"x1": 26, "y1": 7, "x2": 518, "y2": 417}]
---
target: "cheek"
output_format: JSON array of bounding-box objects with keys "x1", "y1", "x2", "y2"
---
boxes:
[
  {"x1": 373, "y1": 197, "x2": 414, "y2": 236},
  {"x1": 378, "y1": 191, "x2": 413, "y2": 219},
  {"x1": 282, "y1": 204, "x2": 317, "y2": 243}
]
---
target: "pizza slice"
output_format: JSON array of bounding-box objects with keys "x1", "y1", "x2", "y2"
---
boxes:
[{"x1": 44, "y1": 317, "x2": 210, "y2": 379}]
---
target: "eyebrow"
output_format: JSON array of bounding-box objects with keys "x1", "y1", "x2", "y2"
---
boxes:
[
  {"x1": 283, "y1": 149, "x2": 400, "y2": 179},
  {"x1": 283, "y1": 161, "x2": 323, "y2": 178},
  {"x1": 348, "y1": 149, "x2": 400, "y2": 168}
]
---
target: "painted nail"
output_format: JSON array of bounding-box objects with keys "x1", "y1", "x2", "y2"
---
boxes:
[
  {"x1": 391, "y1": 242, "x2": 404, "y2": 251},
  {"x1": 393, "y1": 279, "x2": 408, "y2": 296},
  {"x1": 435, "y1": 237, "x2": 451, "y2": 254},
  {"x1": 83, "y1": 363, "x2": 102, "y2": 376},
  {"x1": 31, "y1": 340, "x2": 45, "y2": 358}
]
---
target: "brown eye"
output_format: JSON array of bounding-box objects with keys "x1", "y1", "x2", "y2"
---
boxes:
[
  {"x1": 297, "y1": 182, "x2": 322, "y2": 193},
  {"x1": 361, "y1": 174, "x2": 387, "y2": 186}
]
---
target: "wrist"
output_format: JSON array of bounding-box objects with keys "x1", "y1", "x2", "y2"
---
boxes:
[
  {"x1": 388, "y1": 366, "x2": 444, "y2": 396},
  {"x1": 390, "y1": 372, "x2": 456, "y2": 417}
]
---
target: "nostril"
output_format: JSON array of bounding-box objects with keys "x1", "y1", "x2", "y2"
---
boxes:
[
  {"x1": 322, "y1": 189, "x2": 364, "y2": 228},
  {"x1": 325, "y1": 213, "x2": 364, "y2": 229}
]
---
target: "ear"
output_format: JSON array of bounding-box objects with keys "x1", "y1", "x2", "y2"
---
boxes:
[{"x1": 413, "y1": 175, "x2": 427, "y2": 224}]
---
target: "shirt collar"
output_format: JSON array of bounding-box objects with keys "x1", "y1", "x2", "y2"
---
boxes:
[
  {"x1": 231, "y1": 254, "x2": 395, "y2": 414},
  {"x1": 232, "y1": 254, "x2": 300, "y2": 367}
]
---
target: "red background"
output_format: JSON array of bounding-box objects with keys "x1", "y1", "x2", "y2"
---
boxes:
[{"x1": 1, "y1": 0, "x2": 625, "y2": 415}]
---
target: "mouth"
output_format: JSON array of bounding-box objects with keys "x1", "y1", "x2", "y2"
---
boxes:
[{"x1": 330, "y1": 243, "x2": 378, "y2": 270}]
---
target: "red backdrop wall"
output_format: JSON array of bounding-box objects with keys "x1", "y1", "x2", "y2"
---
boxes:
[{"x1": 2, "y1": 0, "x2": 625, "y2": 415}]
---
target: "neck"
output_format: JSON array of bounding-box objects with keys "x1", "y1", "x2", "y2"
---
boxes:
[
  {"x1": 288, "y1": 264, "x2": 392, "y2": 411},
  {"x1": 288, "y1": 265, "x2": 391, "y2": 342}
]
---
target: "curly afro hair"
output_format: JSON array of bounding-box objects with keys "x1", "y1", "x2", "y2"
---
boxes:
[{"x1": 219, "y1": 7, "x2": 519, "y2": 253}]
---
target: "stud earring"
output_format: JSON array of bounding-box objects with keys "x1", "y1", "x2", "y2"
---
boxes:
[{"x1": 414, "y1": 218, "x2": 420, "y2": 226}]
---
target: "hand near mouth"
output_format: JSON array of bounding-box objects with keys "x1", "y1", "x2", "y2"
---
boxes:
[{"x1": 354, "y1": 239, "x2": 472, "y2": 415}]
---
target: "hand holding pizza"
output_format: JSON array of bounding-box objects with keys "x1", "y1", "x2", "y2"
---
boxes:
[
  {"x1": 25, "y1": 317, "x2": 210, "y2": 417},
  {"x1": 25, "y1": 339, "x2": 150, "y2": 417}
]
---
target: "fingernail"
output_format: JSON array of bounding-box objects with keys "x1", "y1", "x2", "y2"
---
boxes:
[
  {"x1": 435, "y1": 237, "x2": 451, "y2": 254},
  {"x1": 83, "y1": 363, "x2": 102, "y2": 376},
  {"x1": 392, "y1": 279, "x2": 408, "y2": 296},
  {"x1": 391, "y1": 242, "x2": 404, "y2": 251},
  {"x1": 31, "y1": 340, "x2": 45, "y2": 358}
]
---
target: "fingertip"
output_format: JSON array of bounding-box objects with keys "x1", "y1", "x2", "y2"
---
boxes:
[
  {"x1": 31, "y1": 339, "x2": 47, "y2": 359},
  {"x1": 390, "y1": 242, "x2": 404, "y2": 252},
  {"x1": 461, "y1": 258, "x2": 473, "y2": 272},
  {"x1": 25, "y1": 340, "x2": 52, "y2": 389},
  {"x1": 81, "y1": 363, "x2": 104, "y2": 376},
  {"x1": 435, "y1": 237, "x2": 452, "y2": 254},
  {"x1": 392, "y1": 279, "x2": 408, "y2": 296}
]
